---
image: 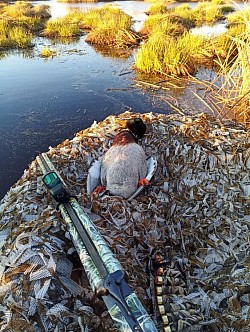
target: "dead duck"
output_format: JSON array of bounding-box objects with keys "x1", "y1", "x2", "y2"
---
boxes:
[{"x1": 94, "y1": 118, "x2": 149, "y2": 199}]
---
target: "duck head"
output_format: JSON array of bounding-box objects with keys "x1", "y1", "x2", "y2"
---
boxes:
[
  {"x1": 126, "y1": 118, "x2": 146, "y2": 139},
  {"x1": 112, "y1": 118, "x2": 147, "y2": 146}
]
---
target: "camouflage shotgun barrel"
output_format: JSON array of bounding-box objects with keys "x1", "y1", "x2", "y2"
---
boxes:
[{"x1": 36, "y1": 153, "x2": 158, "y2": 332}]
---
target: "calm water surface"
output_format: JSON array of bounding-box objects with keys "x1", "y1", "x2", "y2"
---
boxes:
[
  {"x1": 1, "y1": 0, "x2": 246, "y2": 199},
  {"x1": 0, "y1": 0, "x2": 171, "y2": 199}
]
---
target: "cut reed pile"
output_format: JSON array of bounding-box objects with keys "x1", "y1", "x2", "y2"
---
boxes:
[{"x1": 0, "y1": 111, "x2": 249, "y2": 332}]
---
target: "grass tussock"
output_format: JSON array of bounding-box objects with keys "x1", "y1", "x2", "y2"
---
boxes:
[
  {"x1": 43, "y1": 18, "x2": 80, "y2": 37},
  {"x1": 139, "y1": 3, "x2": 249, "y2": 126},
  {"x1": 169, "y1": 4, "x2": 196, "y2": 29},
  {"x1": 139, "y1": 14, "x2": 187, "y2": 36},
  {"x1": 0, "y1": 2, "x2": 50, "y2": 19},
  {"x1": 80, "y1": 5, "x2": 132, "y2": 30},
  {"x1": 85, "y1": 26, "x2": 138, "y2": 48},
  {"x1": 146, "y1": 4, "x2": 168, "y2": 16},
  {"x1": 136, "y1": 1, "x2": 236, "y2": 77},
  {"x1": 82, "y1": 5, "x2": 139, "y2": 48},
  {"x1": 0, "y1": 20, "x2": 32, "y2": 49},
  {"x1": 39, "y1": 46, "x2": 57, "y2": 57},
  {"x1": 42, "y1": 11, "x2": 85, "y2": 37},
  {"x1": 193, "y1": 3, "x2": 224, "y2": 25},
  {"x1": 135, "y1": 31, "x2": 205, "y2": 76},
  {"x1": 170, "y1": 2, "x2": 234, "y2": 26},
  {"x1": 0, "y1": 2, "x2": 50, "y2": 31},
  {"x1": 0, "y1": 2, "x2": 50, "y2": 49},
  {"x1": 42, "y1": 6, "x2": 138, "y2": 48},
  {"x1": 64, "y1": 12, "x2": 86, "y2": 25}
]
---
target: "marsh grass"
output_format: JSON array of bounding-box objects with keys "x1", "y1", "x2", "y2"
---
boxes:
[
  {"x1": 171, "y1": 2, "x2": 234, "y2": 26},
  {"x1": 0, "y1": 22, "x2": 9, "y2": 48},
  {"x1": 214, "y1": 33, "x2": 250, "y2": 126},
  {"x1": 136, "y1": 5, "x2": 206, "y2": 76},
  {"x1": 227, "y1": 8, "x2": 250, "y2": 25},
  {"x1": 139, "y1": 14, "x2": 187, "y2": 36},
  {"x1": 207, "y1": 24, "x2": 245, "y2": 62},
  {"x1": 83, "y1": 6, "x2": 139, "y2": 48},
  {"x1": 170, "y1": 4, "x2": 195, "y2": 28},
  {"x1": 8, "y1": 26, "x2": 32, "y2": 48},
  {"x1": 146, "y1": 4, "x2": 168, "y2": 16},
  {"x1": 40, "y1": 46, "x2": 56, "y2": 57},
  {"x1": 64, "y1": 12, "x2": 86, "y2": 25},
  {"x1": 42, "y1": 6, "x2": 137, "y2": 48},
  {"x1": 136, "y1": 1, "x2": 237, "y2": 77},
  {"x1": 192, "y1": 3, "x2": 226, "y2": 25},
  {"x1": 135, "y1": 32, "x2": 205, "y2": 76},
  {"x1": 85, "y1": 26, "x2": 139, "y2": 47},
  {"x1": 43, "y1": 18, "x2": 80, "y2": 37},
  {"x1": 0, "y1": 20, "x2": 32, "y2": 48},
  {"x1": 0, "y1": 2, "x2": 50, "y2": 29},
  {"x1": 136, "y1": 2, "x2": 249, "y2": 126},
  {"x1": 1, "y1": 2, "x2": 34, "y2": 18},
  {"x1": 192, "y1": 19, "x2": 250, "y2": 127},
  {"x1": 42, "y1": 12, "x2": 85, "y2": 37},
  {"x1": 80, "y1": 5, "x2": 132, "y2": 30},
  {"x1": 0, "y1": 2, "x2": 50, "y2": 49}
]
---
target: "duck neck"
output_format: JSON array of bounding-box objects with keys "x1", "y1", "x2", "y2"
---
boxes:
[{"x1": 112, "y1": 130, "x2": 137, "y2": 146}]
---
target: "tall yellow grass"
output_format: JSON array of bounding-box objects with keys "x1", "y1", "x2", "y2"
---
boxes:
[
  {"x1": 43, "y1": 18, "x2": 80, "y2": 37},
  {"x1": 83, "y1": 5, "x2": 139, "y2": 48},
  {"x1": 135, "y1": 31, "x2": 205, "y2": 76},
  {"x1": 0, "y1": 20, "x2": 33, "y2": 49},
  {"x1": 212, "y1": 35, "x2": 250, "y2": 125},
  {"x1": 193, "y1": 10, "x2": 250, "y2": 127},
  {"x1": 0, "y1": 2, "x2": 50, "y2": 49}
]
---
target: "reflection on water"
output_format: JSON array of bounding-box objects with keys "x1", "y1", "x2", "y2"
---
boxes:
[
  {"x1": 33, "y1": 0, "x2": 152, "y2": 31},
  {"x1": 191, "y1": 22, "x2": 227, "y2": 37},
  {"x1": 34, "y1": 0, "x2": 249, "y2": 35}
]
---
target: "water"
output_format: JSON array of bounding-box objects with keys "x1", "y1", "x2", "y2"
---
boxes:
[
  {"x1": 0, "y1": 0, "x2": 245, "y2": 200},
  {"x1": 33, "y1": 0, "x2": 151, "y2": 30},
  {"x1": 0, "y1": 3, "x2": 171, "y2": 200},
  {"x1": 191, "y1": 22, "x2": 228, "y2": 37}
]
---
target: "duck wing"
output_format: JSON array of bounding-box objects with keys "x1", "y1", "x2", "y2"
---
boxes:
[{"x1": 86, "y1": 156, "x2": 103, "y2": 194}]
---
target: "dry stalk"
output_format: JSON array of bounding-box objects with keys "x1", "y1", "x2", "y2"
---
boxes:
[{"x1": 156, "y1": 95, "x2": 186, "y2": 115}]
